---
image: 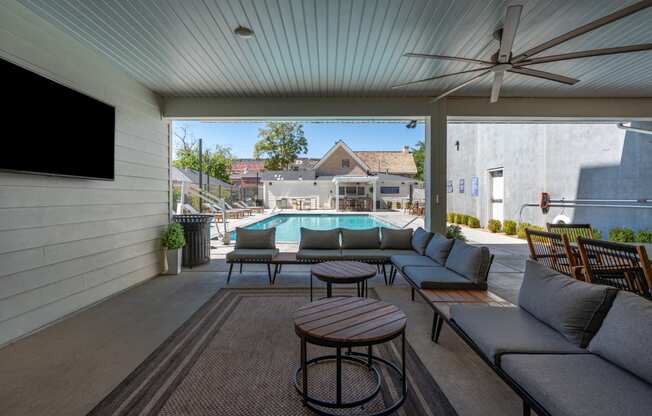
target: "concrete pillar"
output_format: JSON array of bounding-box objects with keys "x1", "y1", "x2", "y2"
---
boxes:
[
  {"x1": 425, "y1": 101, "x2": 447, "y2": 233},
  {"x1": 372, "y1": 181, "x2": 377, "y2": 212},
  {"x1": 335, "y1": 182, "x2": 340, "y2": 211}
]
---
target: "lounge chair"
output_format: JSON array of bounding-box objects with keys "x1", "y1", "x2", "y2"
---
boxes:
[
  {"x1": 226, "y1": 228, "x2": 278, "y2": 284},
  {"x1": 234, "y1": 201, "x2": 263, "y2": 214}
]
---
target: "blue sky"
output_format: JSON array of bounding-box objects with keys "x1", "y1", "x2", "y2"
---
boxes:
[{"x1": 171, "y1": 121, "x2": 424, "y2": 159}]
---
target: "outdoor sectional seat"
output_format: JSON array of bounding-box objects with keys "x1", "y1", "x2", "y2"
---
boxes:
[
  {"x1": 226, "y1": 228, "x2": 278, "y2": 283},
  {"x1": 391, "y1": 231, "x2": 493, "y2": 293},
  {"x1": 449, "y1": 259, "x2": 652, "y2": 416}
]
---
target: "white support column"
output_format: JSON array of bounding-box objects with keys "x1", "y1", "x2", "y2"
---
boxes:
[
  {"x1": 372, "y1": 181, "x2": 377, "y2": 212},
  {"x1": 335, "y1": 182, "x2": 340, "y2": 211},
  {"x1": 425, "y1": 101, "x2": 448, "y2": 233}
]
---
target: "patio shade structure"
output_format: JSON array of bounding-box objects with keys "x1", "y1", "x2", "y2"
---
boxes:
[{"x1": 333, "y1": 176, "x2": 378, "y2": 212}]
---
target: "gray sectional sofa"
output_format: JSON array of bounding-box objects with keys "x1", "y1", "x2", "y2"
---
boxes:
[
  {"x1": 450, "y1": 259, "x2": 652, "y2": 416},
  {"x1": 390, "y1": 228, "x2": 493, "y2": 299}
]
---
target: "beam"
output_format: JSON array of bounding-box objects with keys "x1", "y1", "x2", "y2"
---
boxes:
[
  {"x1": 163, "y1": 96, "x2": 652, "y2": 121},
  {"x1": 425, "y1": 101, "x2": 447, "y2": 234}
]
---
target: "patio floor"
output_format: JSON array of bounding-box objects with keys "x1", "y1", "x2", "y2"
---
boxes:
[{"x1": 0, "y1": 232, "x2": 530, "y2": 416}]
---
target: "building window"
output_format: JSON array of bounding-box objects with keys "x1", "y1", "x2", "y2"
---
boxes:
[
  {"x1": 341, "y1": 159, "x2": 350, "y2": 168},
  {"x1": 380, "y1": 186, "x2": 400, "y2": 194},
  {"x1": 345, "y1": 186, "x2": 357, "y2": 196},
  {"x1": 357, "y1": 186, "x2": 365, "y2": 195},
  {"x1": 338, "y1": 186, "x2": 345, "y2": 195}
]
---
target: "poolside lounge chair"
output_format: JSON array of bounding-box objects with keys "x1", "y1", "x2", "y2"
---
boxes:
[{"x1": 234, "y1": 201, "x2": 263, "y2": 214}]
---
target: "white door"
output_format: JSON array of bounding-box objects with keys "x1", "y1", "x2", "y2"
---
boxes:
[{"x1": 490, "y1": 170, "x2": 504, "y2": 222}]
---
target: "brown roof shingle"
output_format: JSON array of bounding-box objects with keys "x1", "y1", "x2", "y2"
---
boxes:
[{"x1": 355, "y1": 150, "x2": 417, "y2": 175}]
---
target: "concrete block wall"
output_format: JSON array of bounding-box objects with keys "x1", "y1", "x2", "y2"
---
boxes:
[{"x1": 447, "y1": 122, "x2": 652, "y2": 236}]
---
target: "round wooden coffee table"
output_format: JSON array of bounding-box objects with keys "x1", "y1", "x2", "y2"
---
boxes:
[
  {"x1": 310, "y1": 261, "x2": 377, "y2": 301},
  {"x1": 293, "y1": 297, "x2": 407, "y2": 416}
]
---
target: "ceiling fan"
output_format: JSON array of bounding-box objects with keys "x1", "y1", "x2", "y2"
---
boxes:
[{"x1": 393, "y1": 0, "x2": 652, "y2": 103}]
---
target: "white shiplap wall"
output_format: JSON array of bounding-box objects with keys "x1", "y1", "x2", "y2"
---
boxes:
[{"x1": 0, "y1": 1, "x2": 169, "y2": 346}]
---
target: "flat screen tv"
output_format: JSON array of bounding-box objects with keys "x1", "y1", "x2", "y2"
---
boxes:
[{"x1": 0, "y1": 57, "x2": 115, "y2": 180}]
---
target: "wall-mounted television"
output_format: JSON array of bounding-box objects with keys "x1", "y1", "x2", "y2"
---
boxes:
[{"x1": 0, "y1": 57, "x2": 115, "y2": 180}]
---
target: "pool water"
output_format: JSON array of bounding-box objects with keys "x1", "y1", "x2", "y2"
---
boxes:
[{"x1": 231, "y1": 214, "x2": 396, "y2": 242}]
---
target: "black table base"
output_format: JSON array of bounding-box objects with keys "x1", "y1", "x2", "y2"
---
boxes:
[{"x1": 295, "y1": 333, "x2": 407, "y2": 416}]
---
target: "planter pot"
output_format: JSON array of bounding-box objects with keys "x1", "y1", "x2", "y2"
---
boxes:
[{"x1": 162, "y1": 248, "x2": 182, "y2": 275}]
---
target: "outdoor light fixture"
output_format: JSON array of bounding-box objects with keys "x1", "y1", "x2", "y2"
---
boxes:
[
  {"x1": 455, "y1": 140, "x2": 460, "y2": 151},
  {"x1": 234, "y1": 25, "x2": 254, "y2": 39}
]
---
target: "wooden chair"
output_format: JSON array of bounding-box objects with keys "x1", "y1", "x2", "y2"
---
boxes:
[
  {"x1": 525, "y1": 229, "x2": 577, "y2": 277},
  {"x1": 576, "y1": 237, "x2": 652, "y2": 298},
  {"x1": 546, "y1": 223, "x2": 593, "y2": 242}
]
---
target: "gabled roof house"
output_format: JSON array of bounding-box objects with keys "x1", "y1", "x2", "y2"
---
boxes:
[{"x1": 261, "y1": 141, "x2": 419, "y2": 211}]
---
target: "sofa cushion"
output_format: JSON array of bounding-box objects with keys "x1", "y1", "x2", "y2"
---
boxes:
[
  {"x1": 235, "y1": 228, "x2": 276, "y2": 250},
  {"x1": 341, "y1": 228, "x2": 380, "y2": 249},
  {"x1": 588, "y1": 290, "x2": 652, "y2": 385},
  {"x1": 391, "y1": 255, "x2": 439, "y2": 271},
  {"x1": 380, "y1": 228, "x2": 413, "y2": 250},
  {"x1": 411, "y1": 227, "x2": 433, "y2": 255},
  {"x1": 444, "y1": 240, "x2": 491, "y2": 284},
  {"x1": 424, "y1": 234, "x2": 454, "y2": 265},
  {"x1": 519, "y1": 259, "x2": 618, "y2": 347},
  {"x1": 296, "y1": 249, "x2": 341, "y2": 261},
  {"x1": 226, "y1": 248, "x2": 278, "y2": 262},
  {"x1": 403, "y1": 266, "x2": 485, "y2": 290},
  {"x1": 502, "y1": 354, "x2": 652, "y2": 416},
  {"x1": 299, "y1": 228, "x2": 340, "y2": 250},
  {"x1": 450, "y1": 305, "x2": 586, "y2": 365},
  {"x1": 340, "y1": 249, "x2": 388, "y2": 261}
]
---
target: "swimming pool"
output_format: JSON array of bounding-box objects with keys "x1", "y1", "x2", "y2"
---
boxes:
[{"x1": 231, "y1": 214, "x2": 397, "y2": 242}]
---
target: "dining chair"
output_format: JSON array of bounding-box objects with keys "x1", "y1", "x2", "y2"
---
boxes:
[
  {"x1": 546, "y1": 223, "x2": 593, "y2": 242},
  {"x1": 576, "y1": 237, "x2": 652, "y2": 298},
  {"x1": 525, "y1": 229, "x2": 577, "y2": 277}
]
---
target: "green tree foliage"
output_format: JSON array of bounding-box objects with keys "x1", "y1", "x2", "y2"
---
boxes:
[
  {"x1": 411, "y1": 140, "x2": 425, "y2": 181},
  {"x1": 172, "y1": 126, "x2": 233, "y2": 182},
  {"x1": 253, "y1": 122, "x2": 308, "y2": 170}
]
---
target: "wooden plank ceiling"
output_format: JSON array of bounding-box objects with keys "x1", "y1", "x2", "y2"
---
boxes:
[{"x1": 21, "y1": 0, "x2": 652, "y2": 98}]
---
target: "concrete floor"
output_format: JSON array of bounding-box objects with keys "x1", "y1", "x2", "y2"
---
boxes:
[{"x1": 0, "y1": 234, "x2": 530, "y2": 416}]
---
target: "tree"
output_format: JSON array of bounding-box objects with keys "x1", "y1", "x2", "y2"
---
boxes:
[
  {"x1": 253, "y1": 122, "x2": 308, "y2": 170},
  {"x1": 172, "y1": 125, "x2": 233, "y2": 182},
  {"x1": 412, "y1": 140, "x2": 425, "y2": 181}
]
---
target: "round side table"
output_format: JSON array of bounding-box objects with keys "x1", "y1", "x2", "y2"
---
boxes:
[
  {"x1": 310, "y1": 261, "x2": 377, "y2": 301},
  {"x1": 293, "y1": 297, "x2": 408, "y2": 416}
]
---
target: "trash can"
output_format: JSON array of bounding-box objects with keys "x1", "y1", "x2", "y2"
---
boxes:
[{"x1": 173, "y1": 214, "x2": 213, "y2": 268}]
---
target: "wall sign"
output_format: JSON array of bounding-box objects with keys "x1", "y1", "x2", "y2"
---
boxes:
[
  {"x1": 447, "y1": 180, "x2": 453, "y2": 193},
  {"x1": 471, "y1": 176, "x2": 479, "y2": 197},
  {"x1": 459, "y1": 178, "x2": 465, "y2": 193}
]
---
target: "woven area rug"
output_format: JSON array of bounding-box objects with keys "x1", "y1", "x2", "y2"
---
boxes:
[{"x1": 89, "y1": 288, "x2": 457, "y2": 416}]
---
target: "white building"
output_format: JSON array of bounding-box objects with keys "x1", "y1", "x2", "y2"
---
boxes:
[{"x1": 261, "y1": 141, "x2": 419, "y2": 211}]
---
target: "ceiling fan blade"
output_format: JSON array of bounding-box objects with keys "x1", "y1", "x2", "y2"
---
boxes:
[
  {"x1": 508, "y1": 67, "x2": 579, "y2": 85},
  {"x1": 514, "y1": 43, "x2": 652, "y2": 66},
  {"x1": 429, "y1": 70, "x2": 492, "y2": 103},
  {"x1": 403, "y1": 52, "x2": 493, "y2": 65},
  {"x1": 490, "y1": 71, "x2": 504, "y2": 103},
  {"x1": 498, "y1": 5, "x2": 523, "y2": 63},
  {"x1": 512, "y1": 0, "x2": 652, "y2": 63},
  {"x1": 391, "y1": 66, "x2": 494, "y2": 88}
]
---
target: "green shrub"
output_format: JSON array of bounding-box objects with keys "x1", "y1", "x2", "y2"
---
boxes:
[
  {"x1": 591, "y1": 227, "x2": 603, "y2": 240},
  {"x1": 446, "y1": 224, "x2": 466, "y2": 241},
  {"x1": 459, "y1": 214, "x2": 470, "y2": 225},
  {"x1": 467, "y1": 216, "x2": 480, "y2": 228},
  {"x1": 517, "y1": 222, "x2": 531, "y2": 239},
  {"x1": 487, "y1": 219, "x2": 502, "y2": 233},
  {"x1": 609, "y1": 227, "x2": 636, "y2": 242},
  {"x1": 452, "y1": 213, "x2": 461, "y2": 224},
  {"x1": 636, "y1": 230, "x2": 652, "y2": 243},
  {"x1": 503, "y1": 220, "x2": 517, "y2": 235},
  {"x1": 447, "y1": 212, "x2": 456, "y2": 223},
  {"x1": 161, "y1": 223, "x2": 186, "y2": 250}
]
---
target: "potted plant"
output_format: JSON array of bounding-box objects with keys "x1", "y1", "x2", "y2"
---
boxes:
[{"x1": 161, "y1": 223, "x2": 186, "y2": 275}]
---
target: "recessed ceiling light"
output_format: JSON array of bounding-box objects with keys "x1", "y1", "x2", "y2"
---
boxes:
[{"x1": 234, "y1": 25, "x2": 254, "y2": 39}]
